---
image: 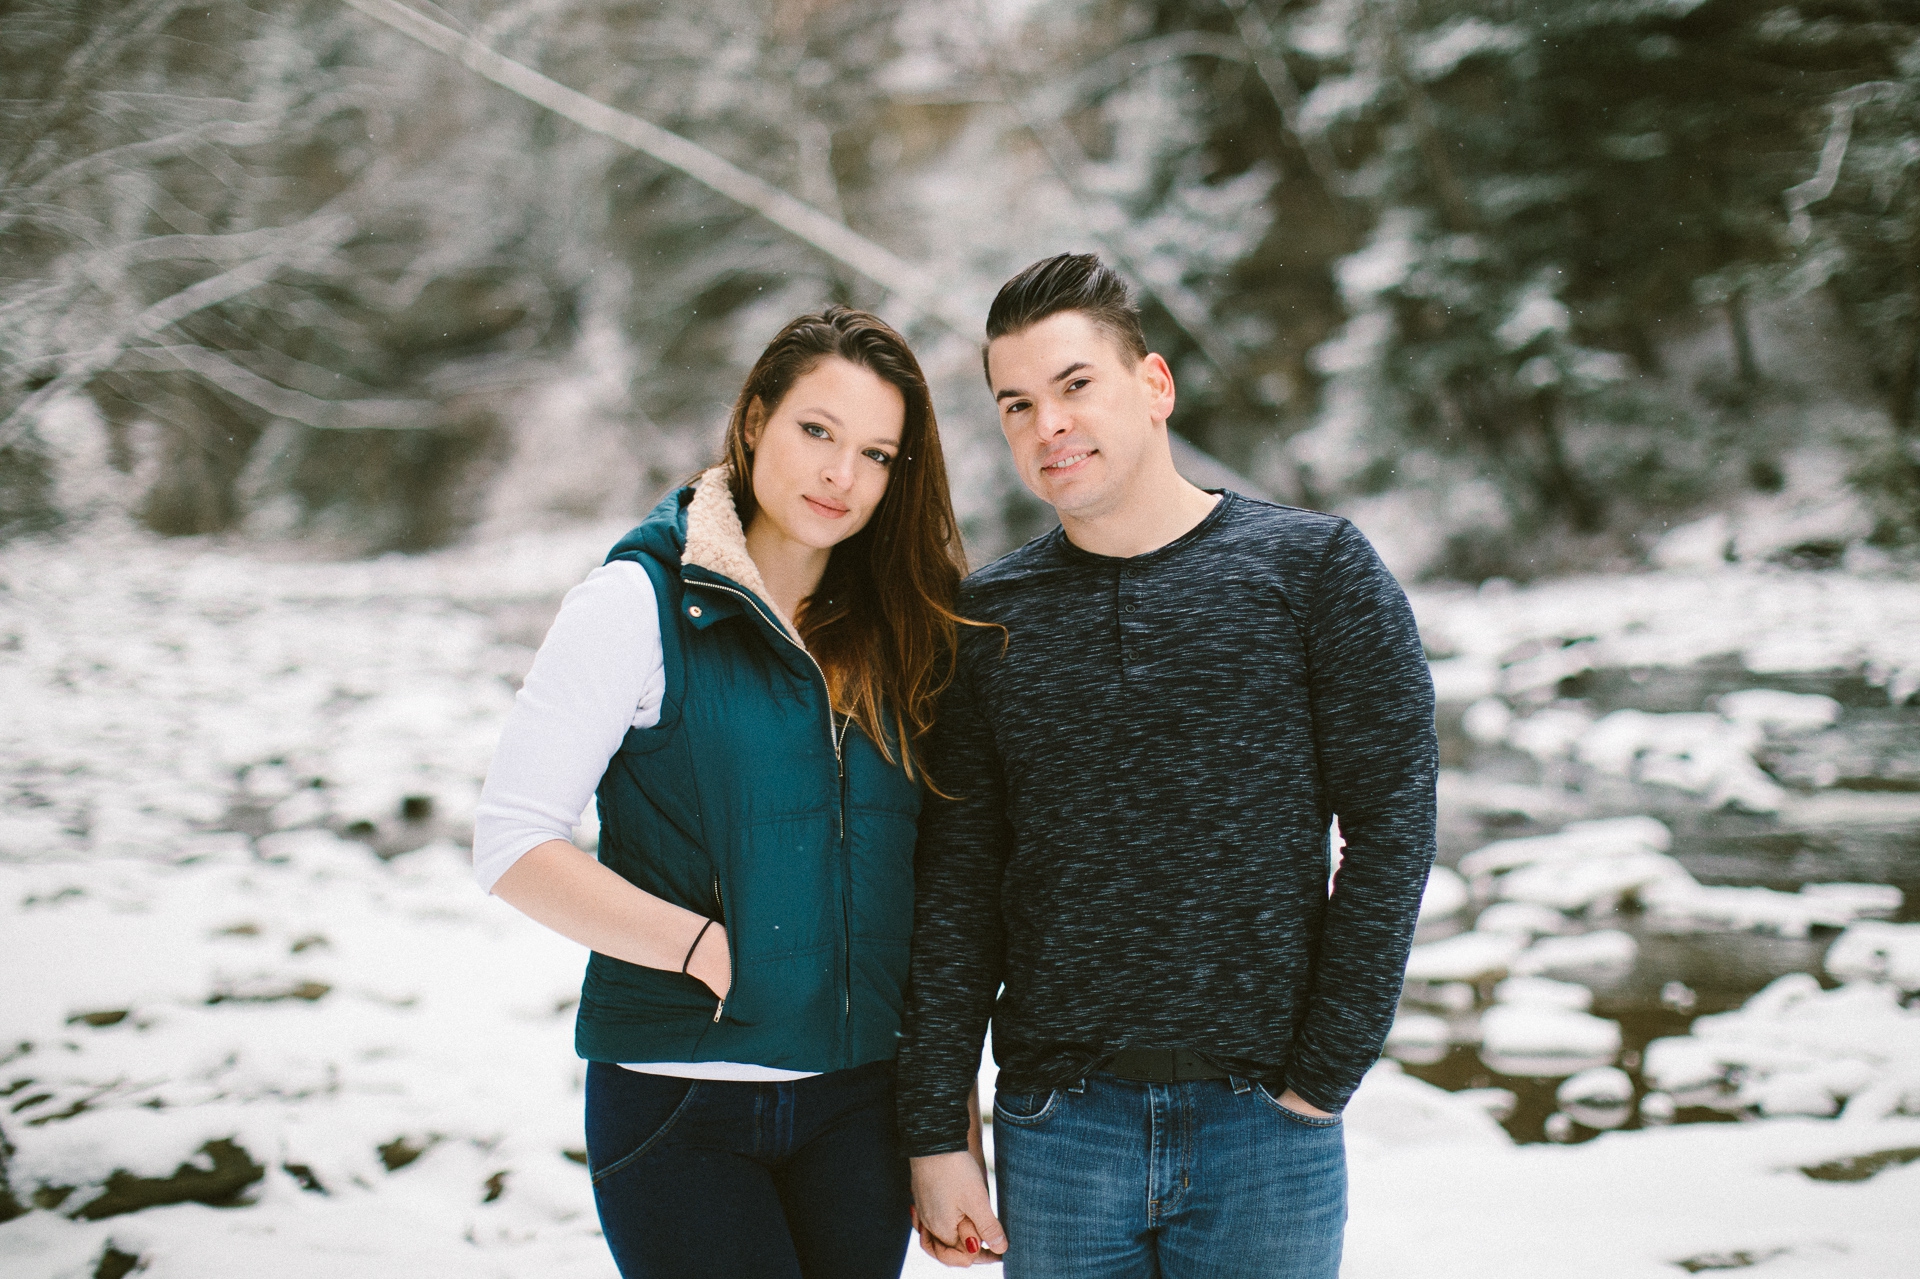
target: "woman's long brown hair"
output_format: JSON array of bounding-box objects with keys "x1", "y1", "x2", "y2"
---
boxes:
[{"x1": 719, "y1": 306, "x2": 970, "y2": 780}]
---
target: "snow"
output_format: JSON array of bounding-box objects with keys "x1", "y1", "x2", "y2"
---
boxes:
[
  {"x1": 1417, "y1": 864, "x2": 1469, "y2": 926},
  {"x1": 1493, "y1": 977, "x2": 1594, "y2": 1011},
  {"x1": 1410, "y1": 566, "x2": 1920, "y2": 709},
  {"x1": 1344, "y1": 1116, "x2": 1920, "y2": 1279},
  {"x1": 6, "y1": 526, "x2": 1919, "y2": 1278},
  {"x1": 1411, "y1": 17, "x2": 1527, "y2": 80},
  {"x1": 1557, "y1": 1066, "x2": 1635, "y2": 1129},
  {"x1": 1825, "y1": 922, "x2": 1920, "y2": 993},
  {"x1": 1479, "y1": 1004, "x2": 1623, "y2": 1075},
  {"x1": 1459, "y1": 816, "x2": 1897, "y2": 939},
  {"x1": 1718, "y1": 689, "x2": 1843, "y2": 735},
  {"x1": 1383, "y1": 1012, "x2": 1451, "y2": 1065},
  {"x1": 1403, "y1": 929, "x2": 1528, "y2": 984},
  {"x1": 1509, "y1": 929, "x2": 1639, "y2": 981}
]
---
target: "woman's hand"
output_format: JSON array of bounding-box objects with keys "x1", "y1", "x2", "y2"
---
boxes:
[{"x1": 685, "y1": 919, "x2": 731, "y2": 1000}]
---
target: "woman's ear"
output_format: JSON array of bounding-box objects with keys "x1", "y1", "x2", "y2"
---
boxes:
[{"x1": 743, "y1": 397, "x2": 767, "y2": 452}]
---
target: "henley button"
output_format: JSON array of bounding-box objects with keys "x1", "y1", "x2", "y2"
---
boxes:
[
  {"x1": 688, "y1": 605, "x2": 703, "y2": 618},
  {"x1": 1126, "y1": 603, "x2": 1138, "y2": 613}
]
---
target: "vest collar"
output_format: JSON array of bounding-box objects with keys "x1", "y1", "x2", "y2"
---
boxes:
[{"x1": 682, "y1": 466, "x2": 803, "y2": 647}]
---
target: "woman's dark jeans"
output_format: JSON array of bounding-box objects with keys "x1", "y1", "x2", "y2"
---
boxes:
[{"x1": 584, "y1": 1059, "x2": 911, "y2": 1279}]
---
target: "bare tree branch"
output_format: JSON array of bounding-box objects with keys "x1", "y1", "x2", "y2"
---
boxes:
[
  {"x1": 0, "y1": 211, "x2": 356, "y2": 444},
  {"x1": 1217, "y1": 0, "x2": 1352, "y2": 218},
  {"x1": 337, "y1": 0, "x2": 1266, "y2": 496},
  {"x1": 1786, "y1": 82, "x2": 1901, "y2": 244},
  {"x1": 117, "y1": 344, "x2": 432, "y2": 429}
]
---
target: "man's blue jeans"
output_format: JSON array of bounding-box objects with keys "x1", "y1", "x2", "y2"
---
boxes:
[{"x1": 993, "y1": 1071, "x2": 1346, "y2": 1279}]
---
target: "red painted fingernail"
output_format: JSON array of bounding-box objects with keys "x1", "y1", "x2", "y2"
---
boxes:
[{"x1": 965, "y1": 1237, "x2": 980, "y2": 1254}]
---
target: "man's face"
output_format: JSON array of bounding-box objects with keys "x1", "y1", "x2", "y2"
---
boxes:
[{"x1": 986, "y1": 311, "x2": 1176, "y2": 522}]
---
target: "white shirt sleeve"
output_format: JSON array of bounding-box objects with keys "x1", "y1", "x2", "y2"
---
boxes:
[{"x1": 472, "y1": 560, "x2": 665, "y2": 892}]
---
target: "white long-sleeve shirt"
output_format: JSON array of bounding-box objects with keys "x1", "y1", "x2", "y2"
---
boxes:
[{"x1": 474, "y1": 560, "x2": 812, "y2": 1082}]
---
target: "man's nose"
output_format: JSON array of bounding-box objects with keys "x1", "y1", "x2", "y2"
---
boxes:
[{"x1": 1031, "y1": 399, "x2": 1070, "y2": 439}]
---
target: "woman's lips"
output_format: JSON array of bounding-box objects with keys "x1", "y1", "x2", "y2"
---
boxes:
[{"x1": 803, "y1": 495, "x2": 849, "y2": 519}]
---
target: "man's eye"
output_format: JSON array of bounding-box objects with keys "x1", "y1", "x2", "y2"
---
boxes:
[
  {"x1": 802, "y1": 422, "x2": 830, "y2": 439},
  {"x1": 1067, "y1": 379, "x2": 1090, "y2": 392}
]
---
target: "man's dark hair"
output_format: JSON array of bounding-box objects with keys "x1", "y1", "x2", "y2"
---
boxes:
[{"x1": 982, "y1": 253, "x2": 1148, "y2": 384}]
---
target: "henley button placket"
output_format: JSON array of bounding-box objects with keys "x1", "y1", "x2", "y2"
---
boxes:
[{"x1": 1119, "y1": 565, "x2": 1144, "y2": 680}]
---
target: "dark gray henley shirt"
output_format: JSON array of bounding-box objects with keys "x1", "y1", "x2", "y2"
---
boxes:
[{"x1": 895, "y1": 492, "x2": 1438, "y2": 1157}]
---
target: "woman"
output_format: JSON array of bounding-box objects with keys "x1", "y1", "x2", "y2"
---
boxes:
[{"x1": 471, "y1": 306, "x2": 971, "y2": 1278}]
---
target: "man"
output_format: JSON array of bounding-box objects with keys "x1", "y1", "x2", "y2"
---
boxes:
[{"x1": 896, "y1": 253, "x2": 1437, "y2": 1278}]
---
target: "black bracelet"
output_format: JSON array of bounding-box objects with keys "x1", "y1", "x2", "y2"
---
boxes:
[{"x1": 681, "y1": 918, "x2": 716, "y2": 976}]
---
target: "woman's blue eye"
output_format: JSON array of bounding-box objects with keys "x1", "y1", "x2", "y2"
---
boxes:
[
  {"x1": 803, "y1": 422, "x2": 830, "y2": 438},
  {"x1": 865, "y1": 450, "x2": 893, "y2": 466}
]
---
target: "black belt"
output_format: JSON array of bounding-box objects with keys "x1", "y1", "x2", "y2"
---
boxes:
[{"x1": 1103, "y1": 1047, "x2": 1231, "y2": 1083}]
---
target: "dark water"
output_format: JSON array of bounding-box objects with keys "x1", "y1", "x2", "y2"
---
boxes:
[
  {"x1": 1419, "y1": 659, "x2": 1920, "y2": 1141},
  {"x1": 1400, "y1": 919, "x2": 1837, "y2": 1143}
]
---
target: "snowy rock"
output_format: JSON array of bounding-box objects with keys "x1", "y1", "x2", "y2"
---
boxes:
[
  {"x1": 1575, "y1": 710, "x2": 1785, "y2": 812},
  {"x1": 1637, "y1": 1090, "x2": 1677, "y2": 1124},
  {"x1": 1428, "y1": 656, "x2": 1499, "y2": 704},
  {"x1": 1404, "y1": 930, "x2": 1529, "y2": 984},
  {"x1": 1510, "y1": 929, "x2": 1638, "y2": 981},
  {"x1": 1384, "y1": 1012, "x2": 1452, "y2": 1065},
  {"x1": 1825, "y1": 921, "x2": 1920, "y2": 992},
  {"x1": 1459, "y1": 816, "x2": 1672, "y2": 878},
  {"x1": 1460, "y1": 696, "x2": 1513, "y2": 745},
  {"x1": 1716, "y1": 689, "x2": 1842, "y2": 736},
  {"x1": 1472, "y1": 901, "x2": 1572, "y2": 938},
  {"x1": 1800, "y1": 883, "x2": 1903, "y2": 920},
  {"x1": 1651, "y1": 512, "x2": 1732, "y2": 570},
  {"x1": 1479, "y1": 1004, "x2": 1622, "y2": 1076},
  {"x1": 1403, "y1": 981, "x2": 1478, "y2": 1014},
  {"x1": 1664, "y1": 974, "x2": 1920, "y2": 1119},
  {"x1": 1558, "y1": 1066, "x2": 1635, "y2": 1129},
  {"x1": 1453, "y1": 1087, "x2": 1518, "y2": 1123},
  {"x1": 1498, "y1": 848, "x2": 1693, "y2": 914},
  {"x1": 1643, "y1": 1037, "x2": 1732, "y2": 1105},
  {"x1": 1641, "y1": 880, "x2": 1863, "y2": 938},
  {"x1": 1493, "y1": 977, "x2": 1594, "y2": 1011},
  {"x1": 1342, "y1": 1061, "x2": 1512, "y2": 1150},
  {"x1": 1504, "y1": 706, "x2": 1595, "y2": 763},
  {"x1": 1418, "y1": 865, "x2": 1470, "y2": 926},
  {"x1": 1738, "y1": 1059, "x2": 1878, "y2": 1119}
]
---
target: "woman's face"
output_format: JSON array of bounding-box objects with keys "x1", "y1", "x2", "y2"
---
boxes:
[{"x1": 745, "y1": 356, "x2": 906, "y2": 552}]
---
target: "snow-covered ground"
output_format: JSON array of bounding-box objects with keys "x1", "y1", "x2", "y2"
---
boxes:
[{"x1": 3, "y1": 524, "x2": 1918, "y2": 1278}]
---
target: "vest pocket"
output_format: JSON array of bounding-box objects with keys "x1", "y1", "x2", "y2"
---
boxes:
[{"x1": 582, "y1": 955, "x2": 721, "y2": 1023}]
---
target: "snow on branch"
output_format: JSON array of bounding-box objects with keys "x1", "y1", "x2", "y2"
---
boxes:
[
  {"x1": 0, "y1": 211, "x2": 357, "y2": 445},
  {"x1": 119, "y1": 345, "x2": 431, "y2": 430},
  {"x1": 1785, "y1": 81, "x2": 1902, "y2": 245},
  {"x1": 337, "y1": 0, "x2": 1266, "y2": 497}
]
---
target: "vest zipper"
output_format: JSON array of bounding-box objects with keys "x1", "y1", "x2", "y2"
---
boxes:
[
  {"x1": 710, "y1": 876, "x2": 727, "y2": 1023},
  {"x1": 685, "y1": 577, "x2": 850, "y2": 1046},
  {"x1": 685, "y1": 580, "x2": 846, "y2": 766}
]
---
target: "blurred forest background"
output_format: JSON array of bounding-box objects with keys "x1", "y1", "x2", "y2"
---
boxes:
[{"x1": 4, "y1": 0, "x2": 1920, "y2": 579}]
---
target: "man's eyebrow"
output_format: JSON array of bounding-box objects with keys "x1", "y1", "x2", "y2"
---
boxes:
[{"x1": 995, "y1": 361, "x2": 1094, "y2": 403}]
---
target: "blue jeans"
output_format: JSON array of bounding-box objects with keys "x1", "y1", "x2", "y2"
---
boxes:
[
  {"x1": 584, "y1": 1060, "x2": 911, "y2": 1279},
  {"x1": 993, "y1": 1071, "x2": 1347, "y2": 1279}
]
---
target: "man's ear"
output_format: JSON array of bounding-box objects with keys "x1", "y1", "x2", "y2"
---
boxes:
[
  {"x1": 743, "y1": 396, "x2": 767, "y2": 450},
  {"x1": 1140, "y1": 352, "x2": 1176, "y2": 423}
]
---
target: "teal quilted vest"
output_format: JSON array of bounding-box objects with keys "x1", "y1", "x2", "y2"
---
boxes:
[{"x1": 573, "y1": 475, "x2": 923, "y2": 1072}]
